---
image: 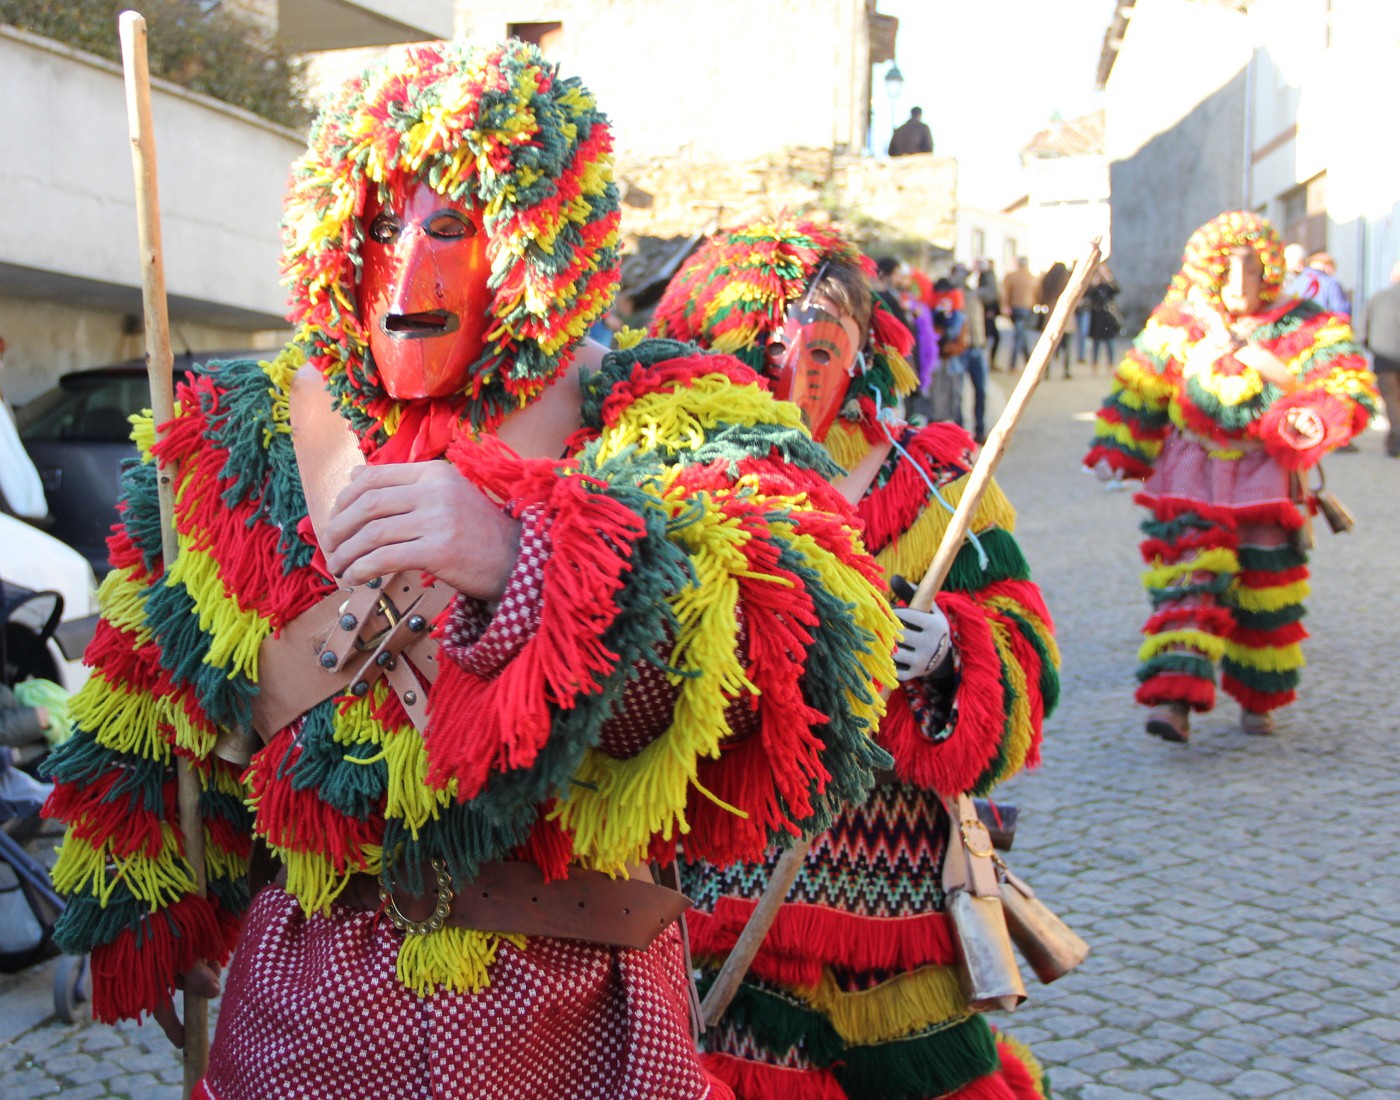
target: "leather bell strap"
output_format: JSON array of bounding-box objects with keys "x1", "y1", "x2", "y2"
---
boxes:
[
  {"x1": 942, "y1": 793, "x2": 1001, "y2": 900},
  {"x1": 343, "y1": 861, "x2": 692, "y2": 951}
]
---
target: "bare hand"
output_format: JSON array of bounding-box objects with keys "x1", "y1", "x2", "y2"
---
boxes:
[
  {"x1": 322, "y1": 462, "x2": 522, "y2": 600},
  {"x1": 151, "y1": 960, "x2": 221, "y2": 1049},
  {"x1": 1282, "y1": 406, "x2": 1326, "y2": 449}
]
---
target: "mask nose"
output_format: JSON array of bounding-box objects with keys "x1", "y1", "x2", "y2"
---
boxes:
[{"x1": 384, "y1": 229, "x2": 444, "y2": 315}]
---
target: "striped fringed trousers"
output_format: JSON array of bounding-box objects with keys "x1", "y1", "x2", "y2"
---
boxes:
[{"x1": 1132, "y1": 435, "x2": 1309, "y2": 715}]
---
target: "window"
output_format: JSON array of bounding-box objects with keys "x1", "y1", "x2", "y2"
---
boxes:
[
  {"x1": 971, "y1": 228, "x2": 986, "y2": 259},
  {"x1": 1279, "y1": 173, "x2": 1327, "y2": 253}
]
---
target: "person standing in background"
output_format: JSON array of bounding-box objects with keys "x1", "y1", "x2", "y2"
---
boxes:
[
  {"x1": 975, "y1": 258, "x2": 1002, "y2": 368},
  {"x1": 1000, "y1": 256, "x2": 1038, "y2": 370},
  {"x1": 1085, "y1": 265, "x2": 1122, "y2": 375},
  {"x1": 955, "y1": 263, "x2": 990, "y2": 441},
  {"x1": 1360, "y1": 260, "x2": 1400, "y2": 457},
  {"x1": 888, "y1": 106, "x2": 934, "y2": 156},
  {"x1": 1037, "y1": 261, "x2": 1073, "y2": 379}
]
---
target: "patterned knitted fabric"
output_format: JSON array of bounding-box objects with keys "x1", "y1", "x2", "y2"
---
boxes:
[
  {"x1": 656, "y1": 219, "x2": 1059, "y2": 1098},
  {"x1": 42, "y1": 336, "x2": 901, "y2": 1021},
  {"x1": 1086, "y1": 212, "x2": 1378, "y2": 479},
  {"x1": 282, "y1": 39, "x2": 621, "y2": 447}
]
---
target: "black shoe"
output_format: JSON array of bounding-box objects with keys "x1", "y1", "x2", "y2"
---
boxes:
[{"x1": 1145, "y1": 704, "x2": 1190, "y2": 743}]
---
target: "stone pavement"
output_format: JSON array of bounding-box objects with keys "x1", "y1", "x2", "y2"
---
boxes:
[{"x1": 2, "y1": 368, "x2": 1396, "y2": 1099}]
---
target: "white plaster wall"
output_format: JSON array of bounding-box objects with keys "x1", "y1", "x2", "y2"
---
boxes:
[
  {"x1": 452, "y1": 0, "x2": 868, "y2": 160},
  {"x1": 0, "y1": 29, "x2": 303, "y2": 324},
  {"x1": 1103, "y1": 0, "x2": 1253, "y2": 162}
]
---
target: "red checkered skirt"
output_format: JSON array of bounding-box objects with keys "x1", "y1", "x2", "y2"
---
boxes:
[{"x1": 198, "y1": 887, "x2": 728, "y2": 1100}]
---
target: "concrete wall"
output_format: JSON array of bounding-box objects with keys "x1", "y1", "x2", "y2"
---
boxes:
[
  {"x1": 954, "y1": 207, "x2": 1030, "y2": 273},
  {"x1": 452, "y1": 0, "x2": 871, "y2": 160},
  {"x1": 1102, "y1": 0, "x2": 1253, "y2": 330},
  {"x1": 0, "y1": 28, "x2": 302, "y2": 394}
]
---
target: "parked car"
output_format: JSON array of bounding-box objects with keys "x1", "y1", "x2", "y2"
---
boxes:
[{"x1": 14, "y1": 351, "x2": 264, "y2": 576}]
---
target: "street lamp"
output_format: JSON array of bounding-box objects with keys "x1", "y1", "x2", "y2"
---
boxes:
[{"x1": 884, "y1": 63, "x2": 904, "y2": 154}]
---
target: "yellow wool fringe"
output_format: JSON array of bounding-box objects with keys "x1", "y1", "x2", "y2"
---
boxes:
[
  {"x1": 1138, "y1": 629, "x2": 1228, "y2": 663},
  {"x1": 395, "y1": 927, "x2": 526, "y2": 997},
  {"x1": 50, "y1": 829, "x2": 195, "y2": 909},
  {"x1": 887, "y1": 351, "x2": 919, "y2": 397},
  {"x1": 379, "y1": 727, "x2": 456, "y2": 838},
  {"x1": 77, "y1": 673, "x2": 172, "y2": 763},
  {"x1": 1229, "y1": 576, "x2": 1310, "y2": 613},
  {"x1": 279, "y1": 848, "x2": 363, "y2": 916},
  {"x1": 202, "y1": 829, "x2": 249, "y2": 885},
  {"x1": 261, "y1": 346, "x2": 303, "y2": 448},
  {"x1": 1141, "y1": 547, "x2": 1238, "y2": 591},
  {"x1": 166, "y1": 539, "x2": 270, "y2": 681},
  {"x1": 875, "y1": 473, "x2": 1016, "y2": 588},
  {"x1": 593, "y1": 374, "x2": 806, "y2": 465},
  {"x1": 560, "y1": 489, "x2": 752, "y2": 871},
  {"x1": 802, "y1": 964, "x2": 969, "y2": 1045},
  {"x1": 824, "y1": 422, "x2": 873, "y2": 472},
  {"x1": 96, "y1": 566, "x2": 155, "y2": 641},
  {"x1": 989, "y1": 620, "x2": 1033, "y2": 780},
  {"x1": 1222, "y1": 638, "x2": 1306, "y2": 673},
  {"x1": 1092, "y1": 419, "x2": 1148, "y2": 452}
]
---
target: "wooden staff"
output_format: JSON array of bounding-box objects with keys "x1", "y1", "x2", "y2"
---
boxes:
[
  {"x1": 118, "y1": 11, "x2": 209, "y2": 1093},
  {"x1": 700, "y1": 238, "x2": 1104, "y2": 1028}
]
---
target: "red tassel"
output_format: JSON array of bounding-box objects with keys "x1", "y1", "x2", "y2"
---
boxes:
[
  {"x1": 1135, "y1": 673, "x2": 1215, "y2": 711},
  {"x1": 1144, "y1": 606, "x2": 1236, "y2": 637},
  {"x1": 508, "y1": 808, "x2": 575, "y2": 883},
  {"x1": 88, "y1": 893, "x2": 233, "y2": 1024},
  {"x1": 1220, "y1": 675, "x2": 1296, "y2": 713},
  {"x1": 993, "y1": 1039, "x2": 1049, "y2": 1100},
  {"x1": 701, "y1": 1053, "x2": 845, "y2": 1100},
  {"x1": 1228, "y1": 620, "x2": 1308, "y2": 649},
  {"x1": 44, "y1": 772, "x2": 173, "y2": 861}
]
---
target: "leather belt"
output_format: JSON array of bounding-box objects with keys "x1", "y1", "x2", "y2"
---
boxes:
[{"x1": 337, "y1": 861, "x2": 692, "y2": 951}]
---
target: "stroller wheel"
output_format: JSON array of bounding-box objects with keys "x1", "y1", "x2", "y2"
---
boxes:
[{"x1": 54, "y1": 953, "x2": 91, "y2": 1024}]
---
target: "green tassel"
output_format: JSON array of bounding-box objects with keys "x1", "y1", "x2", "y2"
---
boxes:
[
  {"x1": 835, "y1": 1014, "x2": 1002, "y2": 1100},
  {"x1": 945, "y1": 529, "x2": 1030, "y2": 590},
  {"x1": 1137, "y1": 652, "x2": 1215, "y2": 682},
  {"x1": 1220, "y1": 657, "x2": 1300, "y2": 694}
]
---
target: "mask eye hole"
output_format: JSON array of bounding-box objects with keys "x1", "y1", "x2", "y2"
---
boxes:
[
  {"x1": 765, "y1": 340, "x2": 788, "y2": 363},
  {"x1": 810, "y1": 348, "x2": 831, "y2": 365},
  {"x1": 425, "y1": 210, "x2": 477, "y2": 241},
  {"x1": 368, "y1": 213, "x2": 401, "y2": 244}
]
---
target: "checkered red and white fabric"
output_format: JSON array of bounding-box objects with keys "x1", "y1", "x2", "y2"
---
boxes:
[
  {"x1": 441, "y1": 504, "x2": 552, "y2": 676},
  {"x1": 201, "y1": 887, "x2": 729, "y2": 1100}
]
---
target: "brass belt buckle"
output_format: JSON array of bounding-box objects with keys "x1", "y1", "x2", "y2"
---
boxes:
[{"x1": 380, "y1": 859, "x2": 454, "y2": 935}]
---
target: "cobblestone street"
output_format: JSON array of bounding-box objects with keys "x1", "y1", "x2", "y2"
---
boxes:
[{"x1": 2, "y1": 369, "x2": 1397, "y2": 1098}]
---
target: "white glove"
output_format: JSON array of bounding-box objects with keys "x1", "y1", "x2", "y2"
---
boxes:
[{"x1": 892, "y1": 603, "x2": 953, "y2": 683}]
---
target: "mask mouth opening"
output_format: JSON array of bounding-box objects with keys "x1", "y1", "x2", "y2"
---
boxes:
[{"x1": 381, "y1": 311, "x2": 460, "y2": 338}]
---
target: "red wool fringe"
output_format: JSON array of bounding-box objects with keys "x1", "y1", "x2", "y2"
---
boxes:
[
  {"x1": 879, "y1": 592, "x2": 1006, "y2": 797},
  {"x1": 981, "y1": 580, "x2": 1057, "y2": 635},
  {"x1": 1220, "y1": 676, "x2": 1295, "y2": 713},
  {"x1": 686, "y1": 499, "x2": 829, "y2": 866},
  {"x1": 1082, "y1": 444, "x2": 1155, "y2": 482},
  {"x1": 1229, "y1": 621, "x2": 1308, "y2": 649},
  {"x1": 1135, "y1": 673, "x2": 1215, "y2": 712},
  {"x1": 43, "y1": 772, "x2": 173, "y2": 860},
  {"x1": 593, "y1": 353, "x2": 762, "y2": 433},
  {"x1": 859, "y1": 424, "x2": 975, "y2": 554},
  {"x1": 427, "y1": 435, "x2": 646, "y2": 798},
  {"x1": 89, "y1": 893, "x2": 236, "y2": 1024},
  {"x1": 508, "y1": 807, "x2": 575, "y2": 883},
  {"x1": 982, "y1": 603, "x2": 1045, "y2": 769},
  {"x1": 701, "y1": 1053, "x2": 845, "y2": 1100},
  {"x1": 690, "y1": 896, "x2": 957, "y2": 982},
  {"x1": 245, "y1": 728, "x2": 384, "y2": 870},
  {"x1": 1144, "y1": 606, "x2": 1237, "y2": 637},
  {"x1": 993, "y1": 1039, "x2": 1048, "y2": 1100},
  {"x1": 1237, "y1": 564, "x2": 1309, "y2": 589},
  {"x1": 1254, "y1": 390, "x2": 1360, "y2": 469}
]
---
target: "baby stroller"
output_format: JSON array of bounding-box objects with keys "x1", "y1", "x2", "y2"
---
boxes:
[{"x1": 0, "y1": 578, "x2": 91, "y2": 1022}]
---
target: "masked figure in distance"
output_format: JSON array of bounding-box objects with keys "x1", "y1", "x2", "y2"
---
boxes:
[
  {"x1": 43, "y1": 43, "x2": 902, "y2": 1100},
  {"x1": 651, "y1": 214, "x2": 1060, "y2": 1100},
  {"x1": 1085, "y1": 210, "x2": 1378, "y2": 742}
]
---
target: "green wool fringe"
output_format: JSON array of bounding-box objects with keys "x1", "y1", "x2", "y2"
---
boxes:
[
  {"x1": 696, "y1": 973, "x2": 847, "y2": 1066},
  {"x1": 1137, "y1": 652, "x2": 1215, "y2": 683},
  {"x1": 1220, "y1": 657, "x2": 1300, "y2": 694},
  {"x1": 52, "y1": 892, "x2": 147, "y2": 956},
  {"x1": 1147, "y1": 574, "x2": 1231, "y2": 608},
  {"x1": 994, "y1": 604, "x2": 1060, "y2": 718},
  {"x1": 972, "y1": 667, "x2": 1019, "y2": 796},
  {"x1": 1237, "y1": 543, "x2": 1307, "y2": 573},
  {"x1": 834, "y1": 1014, "x2": 1003, "y2": 1100},
  {"x1": 1231, "y1": 603, "x2": 1306, "y2": 631},
  {"x1": 945, "y1": 529, "x2": 1030, "y2": 591}
]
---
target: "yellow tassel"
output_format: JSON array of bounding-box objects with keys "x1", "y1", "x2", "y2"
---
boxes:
[
  {"x1": 989, "y1": 620, "x2": 1034, "y2": 780},
  {"x1": 395, "y1": 927, "x2": 525, "y2": 996},
  {"x1": 824, "y1": 423, "x2": 873, "y2": 471},
  {"x1": 1141, "y1": 547, "x2": 1238, "y2": 591},
  {"x1": 803, "y1": 964, "x2": 970, "y2": 1045},
  {"x1": 76, "y1": 673, "x2": 172, "y2": 763},
  {"x1": 1229, "y1": 576, "x2": 1310, "y2": 613},
  {"x1": 886, "y1": 351, "x2": 919, "y2": 397},
  {"x1": 96, "y1": 566, "x2": 156, "y2": 642},
  {"x1": 379, "y1": 728, "x2": 455, "y2": 839},
  {"x1": 166, "y1": 542, "x2": 271, "y2": 681},
  {"x1": 1137, "y1": 629, "x2": 1227, "y2": 663},
  {"x1": 279, "y1": 848, "x2": 358, "y2": 916},
  {"x1": 203, "y1": 830, "x2": 249, "y2": 885},
  {"x1": 50, "y1": 829, "x2": 196, "y2": 909},
  {"x1": 1222, "y1": 638, "x2": 1306, "y2": 673},
  {"x1": 984, "y1": 596, "x2": 1061, "y2": 671}
]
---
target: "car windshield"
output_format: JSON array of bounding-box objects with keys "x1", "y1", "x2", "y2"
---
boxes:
[{"x1": 14, "y1": 373, "x2": 152, "y2": 443}]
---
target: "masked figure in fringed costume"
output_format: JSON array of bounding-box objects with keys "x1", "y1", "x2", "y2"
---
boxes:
[
  {"x1": 1085, "y1": 211, "x2": 1377, "y2": 742},
  {"x1": 42, "y1": 43, "x2": 903, "y2": 1100},
  {"x1": 650, "y1": 214, "x2": 1059, "y2": 1100}
]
